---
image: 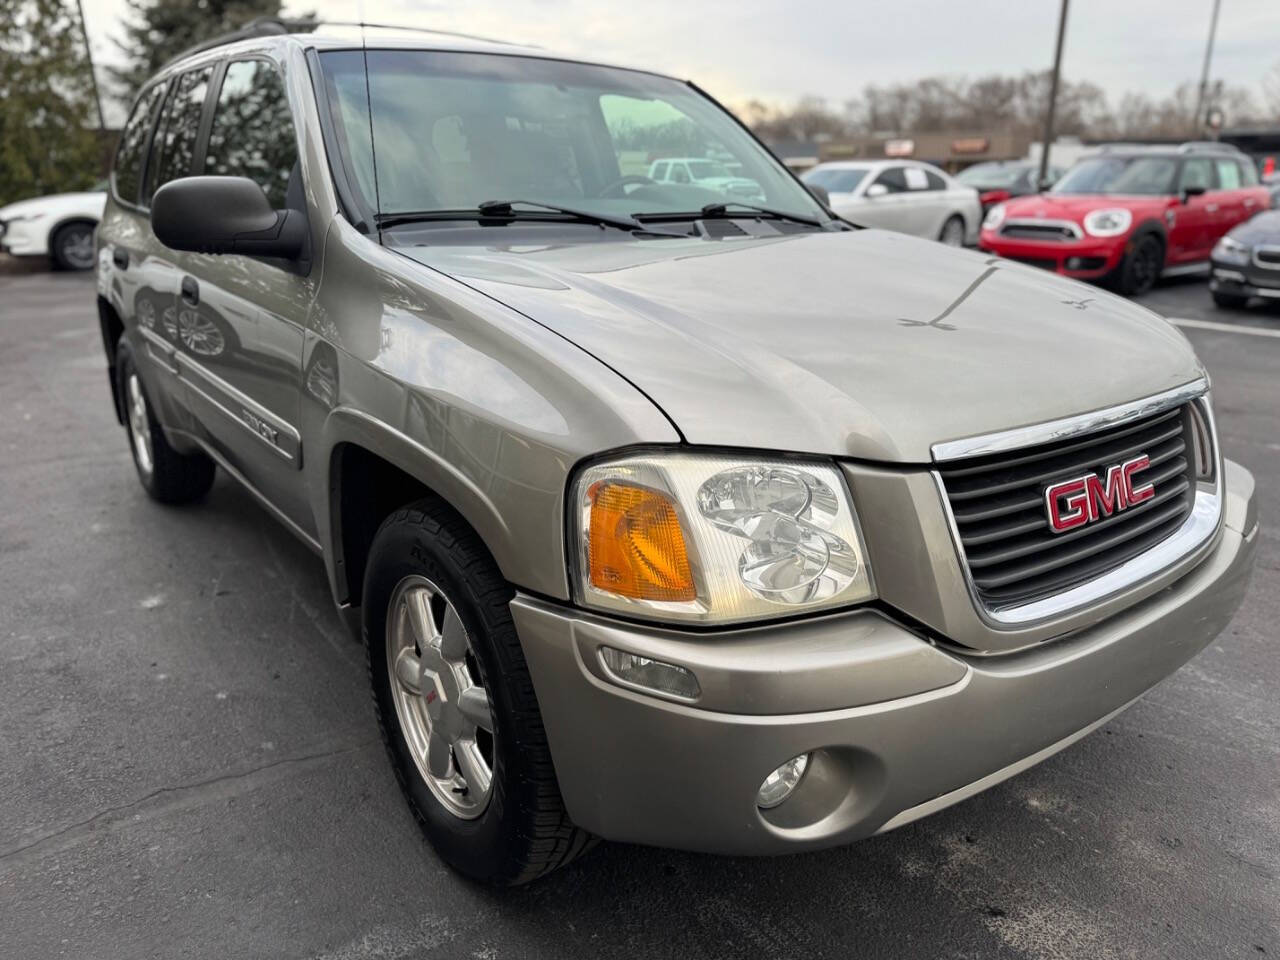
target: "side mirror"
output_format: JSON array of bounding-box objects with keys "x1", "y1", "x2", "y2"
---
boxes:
[
  {"x1": 1181, "y1": 184, "x2": 1207, "y2": 204},
  {"x1": 805, "y1": 183, "x2": 830, "y2": 207},
  {"x1": 151, "y1": 176, "x2": 305, "y2": 259},
  {"x1": 865, "y1": 183, "x2": 889, "y2": 198}
]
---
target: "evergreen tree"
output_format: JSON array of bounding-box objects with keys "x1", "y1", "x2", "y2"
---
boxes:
[
  {"x1": 0, "y1": 0, "x2": 103, "y2": 205},
  {"x1": 108, "y1": 0, "x2": 299, "y2": 101}
]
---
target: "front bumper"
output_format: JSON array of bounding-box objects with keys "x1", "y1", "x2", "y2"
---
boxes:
[
  {"x1": 979, "y1": 229, "x2": 1125, "y2": 279},
  {"x1": 512, "y1": 460, "x2": 1256, "y2": 855},
  {"x1": 1209, "y1": 257, "x2": 1280, "y2": 300}
]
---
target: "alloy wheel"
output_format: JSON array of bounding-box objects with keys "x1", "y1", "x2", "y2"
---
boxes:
[
  {"x1": 385, "y1": 575, "x2": 495, "y2": 820},
  {"x1": 126, "y1": 372, "x2": 154, "y2": 477},
  {"x1": 60, "y1": 226, "x2": 96, "y2": 270}
]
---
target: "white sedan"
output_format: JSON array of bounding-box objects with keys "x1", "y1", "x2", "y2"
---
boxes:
[
  {"x1": 802, "y1": 161, "x2": 981, "y2": 246},
  {"x1": 0, "y1": 184, "x2": 107, "y2": 270}
]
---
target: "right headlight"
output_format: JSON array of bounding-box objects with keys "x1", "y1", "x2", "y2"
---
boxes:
[
  {"x1": 982, "y1": 203, "x2": 1006, "y2": 230},
  {"x1": 571, "y1": 452, "x2": 875, "y2": 625}
]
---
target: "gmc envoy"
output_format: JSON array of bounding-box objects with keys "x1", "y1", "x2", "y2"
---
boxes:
[{"x1": 94, "y1": 21, "x2": 1257, "y2": 884}]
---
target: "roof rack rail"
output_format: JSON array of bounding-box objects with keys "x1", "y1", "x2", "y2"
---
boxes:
[
  {"x1": 1177, "y1": 141, "x2": 1245, "y2": 155},
  {"x1": 160, "y1": 17, "x2": 523, "y2": 71},
  {"x1": 160, "y1": 17, "x2": 317, "y2": 70}
]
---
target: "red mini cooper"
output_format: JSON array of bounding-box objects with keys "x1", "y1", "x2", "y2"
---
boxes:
[{"x1": 979, "y1": 143, "x2": 1270, "y2": 295}]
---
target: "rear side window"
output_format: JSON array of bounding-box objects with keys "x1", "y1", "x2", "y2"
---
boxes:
[
  {"x1": 205, "y1": 59, "x2": 299, "y2": 208},
  {"x1": 924, "y1": 170, "x2": 946, "y2": 190},
  {"x1": 147, "y1": 66, "x2": 214, "y2": 203},
  {"x1": 1237, "y1": 159, "x2": 1259, "y2": 187},
  {"x1": 1215, "y1": 159, "x2": 1241, "y2": 190},
  {"x1": 112, "y1": 83, "x2": 166, "y2": 205}
]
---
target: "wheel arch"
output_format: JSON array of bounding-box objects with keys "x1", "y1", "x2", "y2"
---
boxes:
[
  {"x1": 322, "y1": 409, "x2": 542, "y2": 617},
  {"x1": 1130, "y1": 218, "x2": 1168, "y2": 256},
  {"x1": 96, "y1": 295, "x2": 126, "y2": 424},
  {"x1": 47, "y1": 214, "x2": 99, "y2": 249}
]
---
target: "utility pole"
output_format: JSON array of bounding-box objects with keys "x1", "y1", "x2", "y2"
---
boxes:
[
  {"x1": 1192, "y1": 0, "x2": 1223, "y2": 137},
  {"x1": 75, "y1": 0, "x2": 106, "y2": 132},
  {"x1": 1038, "y1": 0, "x2": 1069, "y2": 191}
]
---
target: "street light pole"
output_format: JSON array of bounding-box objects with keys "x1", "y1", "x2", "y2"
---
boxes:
[
  {"x1": 74, "y1": 0, "x2": 106, "y2": 132},
  {"x1": 1192, "y1": 0, "x2": 1223, "y2": 137},
  {"x1": 1038, "y1": 0, "x2": 1069, "y2": 191}
]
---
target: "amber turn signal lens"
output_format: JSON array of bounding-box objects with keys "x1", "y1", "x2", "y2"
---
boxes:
[{"x1": 587, "y1": 481, "x2": 696, "y2": 602}]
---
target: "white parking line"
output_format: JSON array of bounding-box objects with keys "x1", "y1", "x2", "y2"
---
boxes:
[{"x1": 1168, "y1": 317, "x2": 1280, "y2": 339}]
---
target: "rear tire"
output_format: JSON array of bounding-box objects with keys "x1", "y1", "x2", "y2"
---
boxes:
[
  {"x1": 938, "y1": 214, "x2": 966, "y2": 247},
  {"x1": 364, "y1": 499, "x2": 595, "y2": 885},
  {"x1": 1212, "y1": 291, "x2": 1250, "y2": 309},
  {"x1": 116, "y1": 340, "x2": 216, "y2": 504},
  {"x1": 49, "y1": 221, "x2": 96, "y2": 271},
  {"x1": 1115, "y1": 234, "x2": 1163, "y2": 296}
]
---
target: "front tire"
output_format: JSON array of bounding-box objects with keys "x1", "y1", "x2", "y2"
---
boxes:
[
  {"x1": 116, "y1": 340, "x2": 216, "y2": 503},
  {"x1": 1212, "y1": 291, "x2": 1250, "y2": 309},
  {"x1": 364, "y1": 500, "x2": 594, "y2": 885},
  {"x1": 49, "y1": 221, "x2": 96, "y2": 271},
  {"x1": 1115, "y1": 234, "x2": 1163, "y2": 296}
]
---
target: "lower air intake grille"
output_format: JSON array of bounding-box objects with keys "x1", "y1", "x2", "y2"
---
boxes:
[{"x1": 938, "y1": 405, "x2": 1197, "y2": 611}]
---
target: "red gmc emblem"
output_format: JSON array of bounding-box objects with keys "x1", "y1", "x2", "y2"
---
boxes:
[{"x1": 1044, "y1": 455, "x2": 1155, "y2": 533}]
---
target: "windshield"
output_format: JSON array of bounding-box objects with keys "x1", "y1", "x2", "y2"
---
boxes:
[
  {"x1": 956, "y1": 163, "x2": 1026, "y2": 188},
  {"x1": 686, "y1": 160, "x2": 732, "y2": 179},
  {"x1": 318, "y1": 50, "x2": 825, "y2": 224},
  {"x1": 801, "y1": 167, "x2": 868, "y2": 194},
  {"x1": 1052, "y1": 156, "x2": 1178, "y2": 196}
]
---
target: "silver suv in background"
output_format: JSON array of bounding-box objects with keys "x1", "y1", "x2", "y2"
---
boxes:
[{"x1": 95, "y1": 21, "x2": 1256, "y2": 885}]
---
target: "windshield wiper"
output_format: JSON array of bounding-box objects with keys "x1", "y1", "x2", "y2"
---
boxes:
[
  {"x1": 377, "y1": 200, "x2": 682, "y2": 236},
  {"x1": 634, "y1": 202, "x2": 826, "y2": 229}
]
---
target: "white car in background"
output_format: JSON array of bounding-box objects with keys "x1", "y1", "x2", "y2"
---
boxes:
[
  {"x1": 802, "y1": 161, "x2": 981, "y2": 246},
  {"x1": 0, "y1": 183, "x2": 107, "y2": 270},
  {"x1": 647, "y1": 157, "x2": 764, "y2": 201}
]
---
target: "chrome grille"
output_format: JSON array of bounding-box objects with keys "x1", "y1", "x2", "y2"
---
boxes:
[
  {"x1": 938, "y1": 406, "x2": 1197, "y2": 611},
  {"x1": 1254, "y1": 245, "x2": 1280, "y2": 269}
]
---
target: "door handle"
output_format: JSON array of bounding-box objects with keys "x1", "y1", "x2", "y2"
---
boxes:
[
  {"x1": 1245, "y1": 199, "x2": 1257, "y2": 207},
  {"x1": 1206, "y1": 203, "x2": 1219, "y2": 213},
  {"x1": 112, "y1": 247, "x2": 129, "y2": 270},
  {"x1": 180, "y1": 276, "x2": 199, "y2": 306}
]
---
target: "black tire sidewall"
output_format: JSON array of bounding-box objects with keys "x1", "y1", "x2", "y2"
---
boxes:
[
  {"x1": 51, "y1": 222, "x2": 94, "y2": 271},
  {"x1": 363, "y1": 512, "x2": 533, "y2": 882},
  {"x1": 1122, "y1": 235, "x2": 1162, "y2": 296}
]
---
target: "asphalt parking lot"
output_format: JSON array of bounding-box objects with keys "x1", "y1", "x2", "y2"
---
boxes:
[{"x1": 0, "y1": 258, "x2": 1277, "y2": 960}]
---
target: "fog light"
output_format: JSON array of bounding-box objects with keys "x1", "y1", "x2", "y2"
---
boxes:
[
  {"x1": 756, "y1": 754, "x2": 810, "y2": 808},
  {"x1": 1066, "y1": 257, "x2": 1083, "y2": 270},
  {"x1": 598, "y1": 647, "x2": 700, "y2": 701}
]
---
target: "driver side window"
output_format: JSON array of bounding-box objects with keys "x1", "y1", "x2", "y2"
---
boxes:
[
  {"x1": 1178, "y1": 158, "x2": 1214, "y2": 193},
  {"x1": 671, "y1": 164, "x2": 690, "y2": 184}
]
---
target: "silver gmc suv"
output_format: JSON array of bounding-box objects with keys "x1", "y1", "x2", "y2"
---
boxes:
[{"x1": 94, "y1": 21, "x2": 1258, "y2": 885}]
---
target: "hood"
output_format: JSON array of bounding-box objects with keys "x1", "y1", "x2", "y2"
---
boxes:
[
  {"x1": 1229, "y1": 209, "x2": 1280, "y2": 244},
  {"x1": 0, "y1": 191, "x2": 105, "y2": 219},
  {"x1": 395, "y1": 229, "x2": 1202, "y2": 462},
  {"x1": 1002, "y1": 193, "x2": 1168, "y2": 223}
]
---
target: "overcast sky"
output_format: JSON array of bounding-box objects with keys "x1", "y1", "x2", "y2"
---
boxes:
[{"x1": 81, "y1": 0, "x2": 1280, "y2": 123}]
